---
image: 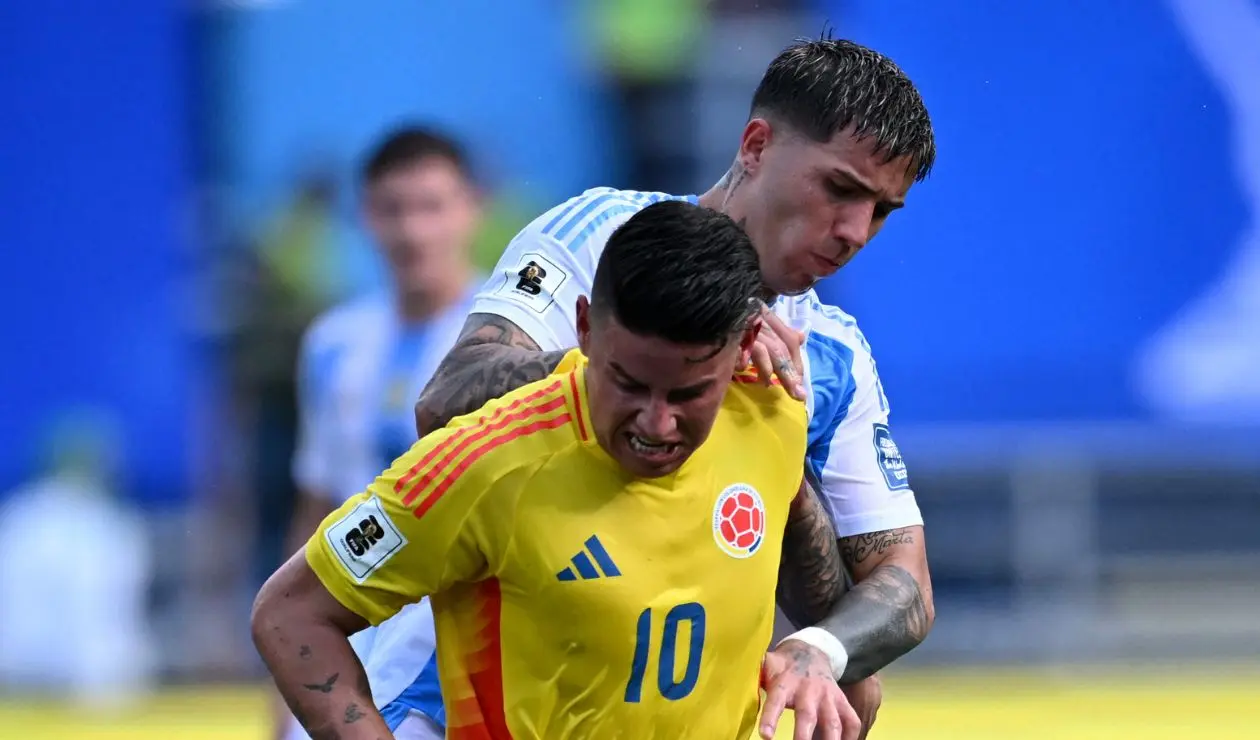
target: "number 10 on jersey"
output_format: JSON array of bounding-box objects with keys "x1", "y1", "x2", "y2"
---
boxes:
[{"x1": 624, "y1": 602, "x2": 707, "y2": 703}]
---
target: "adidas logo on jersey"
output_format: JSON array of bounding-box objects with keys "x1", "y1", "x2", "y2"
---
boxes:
[{"x1": 556, "y1": 535, "x2": 622, "y2": 581}]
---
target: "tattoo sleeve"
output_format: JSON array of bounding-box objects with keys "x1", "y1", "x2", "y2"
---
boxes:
[
  {"x1": 776, "y1": 481, "x2": 848, "y2": 627},
  {"x1": 414, "y1": 312, "x2": 568, "y2": 437},
  {"x1": 815, "y1": 527, "x2": 934, "y2": 683}
]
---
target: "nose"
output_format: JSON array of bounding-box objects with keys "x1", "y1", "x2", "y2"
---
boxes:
[
  {"x1": 831, "y1": 201, "x2": 875, "y2": 253},
  {"x1": 635, "y1": 398, "x2": 678, "y2": 440}
]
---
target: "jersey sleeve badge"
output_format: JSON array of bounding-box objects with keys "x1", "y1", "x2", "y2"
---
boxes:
[
  {"x1": 323, "y1": 496, "x2": 408, "y2": 582},
  {"x1": 872, "y1": 423, "x2": 910, "y2": 490},
  {"x1": 493, "y1": 251, "x2": 568, "y2": 313}
]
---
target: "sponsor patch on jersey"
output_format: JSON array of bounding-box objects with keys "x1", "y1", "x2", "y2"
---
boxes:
[
  {"x1": 324, "y1": 496, "x2": 407, "y2": 582},
  {"x1": 872, "y1": 423, "x2": 910, "y2": 490},
  {"x1": 495, "y1": 251, "x2": 568, "y2": 313},
  {"x1": 712, "y1": 483, "x2": 766, "y2": 559}
]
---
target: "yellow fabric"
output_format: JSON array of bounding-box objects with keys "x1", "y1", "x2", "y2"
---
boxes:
[{"x1": 307, "y1": 350, "x2": 808, "y2": 738}]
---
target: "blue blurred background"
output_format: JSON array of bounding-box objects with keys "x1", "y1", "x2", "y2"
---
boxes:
[{"x1": 1, "y1": 0, "x2": 1257, "y2": 736}]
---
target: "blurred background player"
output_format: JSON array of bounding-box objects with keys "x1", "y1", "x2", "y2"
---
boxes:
[
  {"x1": 254, "y1": 200, "x2": 856, "y2": 740},
  {"x1": 276, "y1": 126, "x2": 484, "y2": 740},
  {"x1": 411, "y1": 37, "x2": 935, "y2": 739}
]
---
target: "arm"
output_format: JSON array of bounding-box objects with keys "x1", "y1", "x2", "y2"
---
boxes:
[
  {"x1": 253, "y1": 552, "x2": 391, "y2": 740},
  {"x1": 827, "y1": 526, "x2": 934, "y2": 682},
  {"x1": 776, "y1": 479, "x2": 847, "y2": 627},
  {"x1": 273, "y1": 319, "x2": 356, "y2": 738},
  {"x1": 775, "y1": 320, "x2": 934, "y2": 684},
  {"x1": 414, "y1": 313, "x2": 568, "y2": 437},
  {"x1": 776, "y1": 494, "x2": 933, "y2": 684},
  {"x1": 258, "y1": 418, "x2": 515, "y2": 739},
  {"x1": 777, "y1": 487, "x2": 934, "y2": 685}
]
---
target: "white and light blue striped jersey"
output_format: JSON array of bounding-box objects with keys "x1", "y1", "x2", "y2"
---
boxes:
[
  {"x1": 293, "y1": 287, "x2": 477, "y2": 503},
  {"x1": 470, "y1": 186, "x2": 923, "y2": 536},
  {"x1": 286, "y1": 284, "x2": 477, "y2": 740}
]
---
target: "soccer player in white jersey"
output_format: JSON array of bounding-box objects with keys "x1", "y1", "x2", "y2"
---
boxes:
[
  {"x1": 276, "y1": 127, "x2": 484, "y2": 740},
  {"x1": 401, "y1": 38, "x2": 939, "y2": 740}
]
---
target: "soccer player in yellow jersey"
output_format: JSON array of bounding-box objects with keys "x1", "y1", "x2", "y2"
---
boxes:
[{"x1": 253, "y1": 200, "x2": 858, "y2": 740}]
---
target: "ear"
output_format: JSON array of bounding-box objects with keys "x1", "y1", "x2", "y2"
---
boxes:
[
  {"x1": 737, "y1": 315, "x2": 764, "y2": 368},
  {"x1": 738, "y1": 118, "x2": 774, "y2": 176},
  {"x1": 575, "y1": 295, "x2": 592, "y2": 354}
]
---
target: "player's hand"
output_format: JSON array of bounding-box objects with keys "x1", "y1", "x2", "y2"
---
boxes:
[
  {"x1": 760, "y1": 640, "x2": 861, "y2": 740},
  {"x1": 745, "y1": 302, "x2": 807, "y2": 401}
]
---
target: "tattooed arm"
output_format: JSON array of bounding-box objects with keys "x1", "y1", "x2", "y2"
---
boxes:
[
  {"x1": 252, "y1": 552, "x2": 391, "y2": 740},
  {"x1": 829, "y1": 526, "x2": 933, "y2": 682},
  {"x1": 795, "y1": 524, "x2": 934, "y2": 684},
  {"x1": 776, "y1": 479, "x2": 848, "y2": 627},
  {"x1": 775, "y1": 475, "x2": 934, "y2": 684},
  {"x1": 414, "y1": 313, "x2": 568, "y2": 437}
]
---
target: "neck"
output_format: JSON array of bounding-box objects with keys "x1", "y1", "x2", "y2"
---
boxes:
[
  {"x1": 697, "y1": 161, "x2": 745, "y2": 215},
  {"x1": 396, "y1": 268, "x2": 470, "y2": 323},
  {"x1": 699, "y1": 163, "x2": 775, "y2": 303}
]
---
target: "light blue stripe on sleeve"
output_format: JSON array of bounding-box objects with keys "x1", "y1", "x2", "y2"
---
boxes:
[
  {"x1": 804, "y1": 333, "x2": 857, "y2": 484},
  {"x1": 564, "y1": 204, "x2": 639, "y2": 253},
  {"x1": 544, "y1": 190, "x2": 702, "y2": 253},
  {"x1": 551, "y1": 193, "x2": 619, "y2": 241},
  {"x1": 378, "y1": 653, "x2": 444, "y2": 731}
]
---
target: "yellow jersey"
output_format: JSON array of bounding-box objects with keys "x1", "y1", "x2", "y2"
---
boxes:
[{"x1": 307, "y1": 350, "x2": 808, "y2": 739}]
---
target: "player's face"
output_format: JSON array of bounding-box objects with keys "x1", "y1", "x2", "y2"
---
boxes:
[
  {"x1": 363, "y1": 158, "x2": 479, "y2": 296},
  {"x1": 576, "y1": 299, "x2": 760, "y2": 479},
  {"x1": 733, "y1": 121, "x2": 917, "y2": 295}
]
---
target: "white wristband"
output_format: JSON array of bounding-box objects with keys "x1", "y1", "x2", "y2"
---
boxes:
[{"x1": 778, "y1": 627, "x2": 849, "y2": 680}]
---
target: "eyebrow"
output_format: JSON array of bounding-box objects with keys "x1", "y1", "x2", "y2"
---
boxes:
[
  {"x1": 609, "y1": 361, "x2": 715, "y2": 394},
  {"x1": 832, "y1": 167, "x2": 905, "y2": 211},
  {"x1": 609, "y1": 361, "x2": 642, "y2": 385}
]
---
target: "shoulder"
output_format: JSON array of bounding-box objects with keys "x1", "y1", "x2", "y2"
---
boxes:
[
  {"x1": 513, "y1": 187, "x2": 698, "y2": 261},
  {"x1": 433, "y1": 363, "x2": 586, "y2": 477},
  {"x1": 773, "y1": 291, "x2": 886, "y2": 419},
  {"x1": 773, "y1": 291, "x2": 874, "y2": 363},
  {"x1": 722, "y1": 369, "x2": 810, "y2": 443}
]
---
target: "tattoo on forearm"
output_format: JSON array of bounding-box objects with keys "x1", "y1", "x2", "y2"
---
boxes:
[
  {"x1": 415, "y1": 313, "x2": 567, "y2": 436},
  {"x1": 344, "y1": 703, "x2": 365, "y2": 724},
  {"x1": 777, "y1": 482, "x2": 847, "y2": 627},
  {"x1": 841, "y1": 528, "x2": 917, "y2": 566},
  {"x1": 302, "y1": 673, "x2": 339, "y2": 694},
  {"x1": 299, "y1": 644, "x2": 313, "y2": 660},
  {"x1": 820, "y1": 561, "x2": 931, "y2": 683}
]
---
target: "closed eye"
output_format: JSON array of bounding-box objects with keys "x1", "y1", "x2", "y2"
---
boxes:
[{"x1": 667, "y1": 383, "x2": 711, "y2": 404}]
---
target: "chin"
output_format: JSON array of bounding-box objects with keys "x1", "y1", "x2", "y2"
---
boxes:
[
  {"x1": 769, "y1": 276, "x2": 817, "y2": 297},
  {"x1": 618, "y1": 454, "x2": 684, "y2": 480}
]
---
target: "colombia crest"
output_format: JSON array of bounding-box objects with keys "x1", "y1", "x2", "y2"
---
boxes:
[{"x1": 712, "y1": 483, "x2": 766, "y2": 559}]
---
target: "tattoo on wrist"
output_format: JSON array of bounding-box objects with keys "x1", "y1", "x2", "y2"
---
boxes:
[{"x1": 415, "y1": 313, "x2": 567, "y2": 435}]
